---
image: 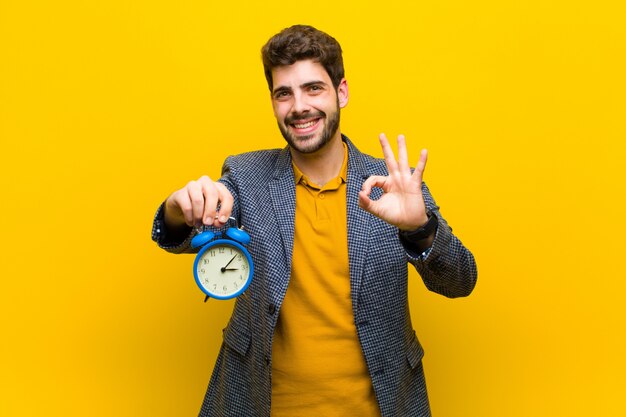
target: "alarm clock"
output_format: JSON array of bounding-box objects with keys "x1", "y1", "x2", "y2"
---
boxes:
[{"x1": 191, "y1": 219, "x2": 254, "y2": 301}]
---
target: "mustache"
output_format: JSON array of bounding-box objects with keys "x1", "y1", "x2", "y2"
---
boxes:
[{"x1": 285, "y1": 111, "x2": 326, "y2": 125}]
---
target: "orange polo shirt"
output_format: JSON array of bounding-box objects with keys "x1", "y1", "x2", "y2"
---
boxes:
[{"x1": 271, "y1": 144, "x2": 381, "y2": 416}]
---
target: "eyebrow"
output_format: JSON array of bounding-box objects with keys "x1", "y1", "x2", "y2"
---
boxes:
[
  {"x1": 301, "y1": 80, "x2": 327, "y2": 89},
  {"x1": 272, "y1": 80, "x2": 328, "y2": 95}
]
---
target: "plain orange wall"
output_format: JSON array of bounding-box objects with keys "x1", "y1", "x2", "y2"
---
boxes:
[{"x1": 1, "y1": 1, "x2": 625, "y2": 416}]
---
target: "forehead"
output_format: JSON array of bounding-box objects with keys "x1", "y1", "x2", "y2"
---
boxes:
[{"x1": 271, "y1": 59, "x2": 332, "y2": 90}]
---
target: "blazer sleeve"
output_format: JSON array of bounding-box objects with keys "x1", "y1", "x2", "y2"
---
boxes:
[{"x1": 402, "y1": 182, "x2": 478, "y2": 298}]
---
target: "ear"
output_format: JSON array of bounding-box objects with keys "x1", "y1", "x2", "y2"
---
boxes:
[{"x1": 337, "y1": 78, "x2": 349, "y2": 109}]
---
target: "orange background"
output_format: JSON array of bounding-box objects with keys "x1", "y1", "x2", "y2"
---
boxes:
[{"x1": 1, "y1": 1, "x2": 625, "y2": 416}]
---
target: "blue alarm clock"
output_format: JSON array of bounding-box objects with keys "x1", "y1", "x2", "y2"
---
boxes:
[{"x1": 191, "y1": 218, "x2": 254, "y2": 300}]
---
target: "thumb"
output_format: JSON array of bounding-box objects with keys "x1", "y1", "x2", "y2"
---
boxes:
[{"x1": 358, "y1": 190, "x2": 378, "y2": 215}]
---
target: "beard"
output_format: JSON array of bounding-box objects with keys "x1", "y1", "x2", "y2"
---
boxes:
[{"x1": 277, "y1": 101, "x2": 341, "y2": 154}]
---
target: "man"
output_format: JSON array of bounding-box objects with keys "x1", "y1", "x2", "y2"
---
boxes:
[{"x1": 152, "y1": 25, "x2": 477, "y2": 417}]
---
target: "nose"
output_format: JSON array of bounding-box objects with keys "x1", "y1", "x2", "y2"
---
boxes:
[{"x1": 292, "y1": 91, "x2": 311, "y2": 115}]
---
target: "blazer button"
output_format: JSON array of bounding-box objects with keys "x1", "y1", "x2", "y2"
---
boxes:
[{"x1": 268, "y1": 303, "x2": 276, "y2": 315}]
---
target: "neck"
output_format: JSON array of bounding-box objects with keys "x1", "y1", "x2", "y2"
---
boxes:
[{"x1": 290, "y1": 133, "x2": 345, "y2": 186}]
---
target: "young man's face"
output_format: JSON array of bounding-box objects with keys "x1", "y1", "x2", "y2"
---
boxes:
[{"x1": 271, "y1": 59, "x2": 348, "y2": 154}]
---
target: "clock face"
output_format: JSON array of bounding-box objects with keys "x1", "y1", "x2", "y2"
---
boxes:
[{"x1": 194, "y1": 241, "x2": 252, "y2": 299}]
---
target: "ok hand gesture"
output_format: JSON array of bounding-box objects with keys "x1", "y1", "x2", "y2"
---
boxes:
[{"x1": 358, "y1": 133, "x2": 429, "y2": 231}]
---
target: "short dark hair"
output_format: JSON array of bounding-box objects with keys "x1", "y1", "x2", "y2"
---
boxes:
[{"x1": 261, "y1": 25, "x2": 345, "y2": 92}]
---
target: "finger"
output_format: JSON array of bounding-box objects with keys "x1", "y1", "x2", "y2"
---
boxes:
[
  {"x1": 214, "y1": 183, "x2": 234, "y2": 225},
  {"x1": 171, "y1": 190, "x2": 194, "y2": 227},
  {"x1": 411, "y1": 149, "x2": 428, "y2": 184},
  {"x1": 379, "y1": 133, "x2": 399, "y2": 174},
  {"x1": 358, "y1": 190, "x2": 377, "y2": 213},
  {"x1": 187, "y1": 180, "x2": 209, "y2": 227},
  {"x1": 361, "y1": 175, "x2": 388, "y2": 196},
  {"x1": 358, "y1": 189, "x2": 388, "y2": 220},
  {"x1": 197, "y1": 176, "x2": 219, "y2": 225},
  {"x1": 396, "y1": 134, "x2": 410, "y2": 173}
]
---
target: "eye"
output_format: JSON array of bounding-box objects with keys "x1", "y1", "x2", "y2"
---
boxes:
[
  {"x1": 307, "y1": 84, "x2": 326, "y2": 95},
  {"x1": 274, "y1": 90, "x2": 291, "y2": 100}
]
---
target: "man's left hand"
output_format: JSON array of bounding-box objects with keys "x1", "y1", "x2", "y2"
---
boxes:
[{"x1": 358, "y1": 133, "x2": 429, "y2": 231}]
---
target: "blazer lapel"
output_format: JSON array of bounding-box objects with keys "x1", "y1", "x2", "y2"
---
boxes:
[
  {"x1": 345, "y1": 137, "x2": 372, "y2": 314},
  {"x1": 268, "y1": 147, "x2": 296, "y2": 298}
]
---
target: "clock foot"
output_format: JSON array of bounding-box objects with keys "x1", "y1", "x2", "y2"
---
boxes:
[{"x1": 204, "y1": 295, "x2": 210, "y2": 303}]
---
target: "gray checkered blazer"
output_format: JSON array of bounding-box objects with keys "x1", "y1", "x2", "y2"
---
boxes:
[{"x1": 152, "y1": 136, "x2": 477, "y2": 417}]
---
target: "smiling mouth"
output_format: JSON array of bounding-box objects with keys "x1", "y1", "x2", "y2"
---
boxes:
[
  {"x1": 293, "y1": 120, "x2": 317, "y2": 129},
  {"x1": 289, "y1": 117, "x2": 321, "y2": 132}
]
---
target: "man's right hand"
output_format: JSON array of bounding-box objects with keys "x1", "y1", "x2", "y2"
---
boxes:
[{"x1": 164, "y1": 175, "x2": 234, "y2": 231}]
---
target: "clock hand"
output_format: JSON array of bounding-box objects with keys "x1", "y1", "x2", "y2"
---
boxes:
[{"x1": 221, "y1": 255, "x2": 237, "y2": 273}]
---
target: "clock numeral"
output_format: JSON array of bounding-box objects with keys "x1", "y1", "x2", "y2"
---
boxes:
[
  {"x1": 203, "y1": 259, "x2": 210, "y2": 265},
  {"x1": 218, "y1": 248, "x2": 225, "y2": 254},
  {"x1": 222, "y1": 285, "x2": 228, "y2": 292},
  {"x1": 201, "y1": 268, "x2": 206, "y2": 274},
  {"x1": 210, "y1": 250, "x2": 216, "y2": 257}
]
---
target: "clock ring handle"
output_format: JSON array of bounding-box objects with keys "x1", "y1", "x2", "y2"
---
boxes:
[
  {"x1": 195, "y1": 216, "x2": 245, "y2": 233},
  {"x1": 226, "y1": 216, "x2": 242, "y2": 230},
  {"x1": 223, "y1": 216, "x2": 250, "y2": 234}
]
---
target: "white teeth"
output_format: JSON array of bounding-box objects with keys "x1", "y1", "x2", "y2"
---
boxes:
[{"x1": 293, "y1": 120, "x2": 316, "y2": 129}]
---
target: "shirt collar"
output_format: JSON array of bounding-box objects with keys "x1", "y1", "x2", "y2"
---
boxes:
[{"x1": 292, "y1": 141, "x2": 348, "y2": 190}]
